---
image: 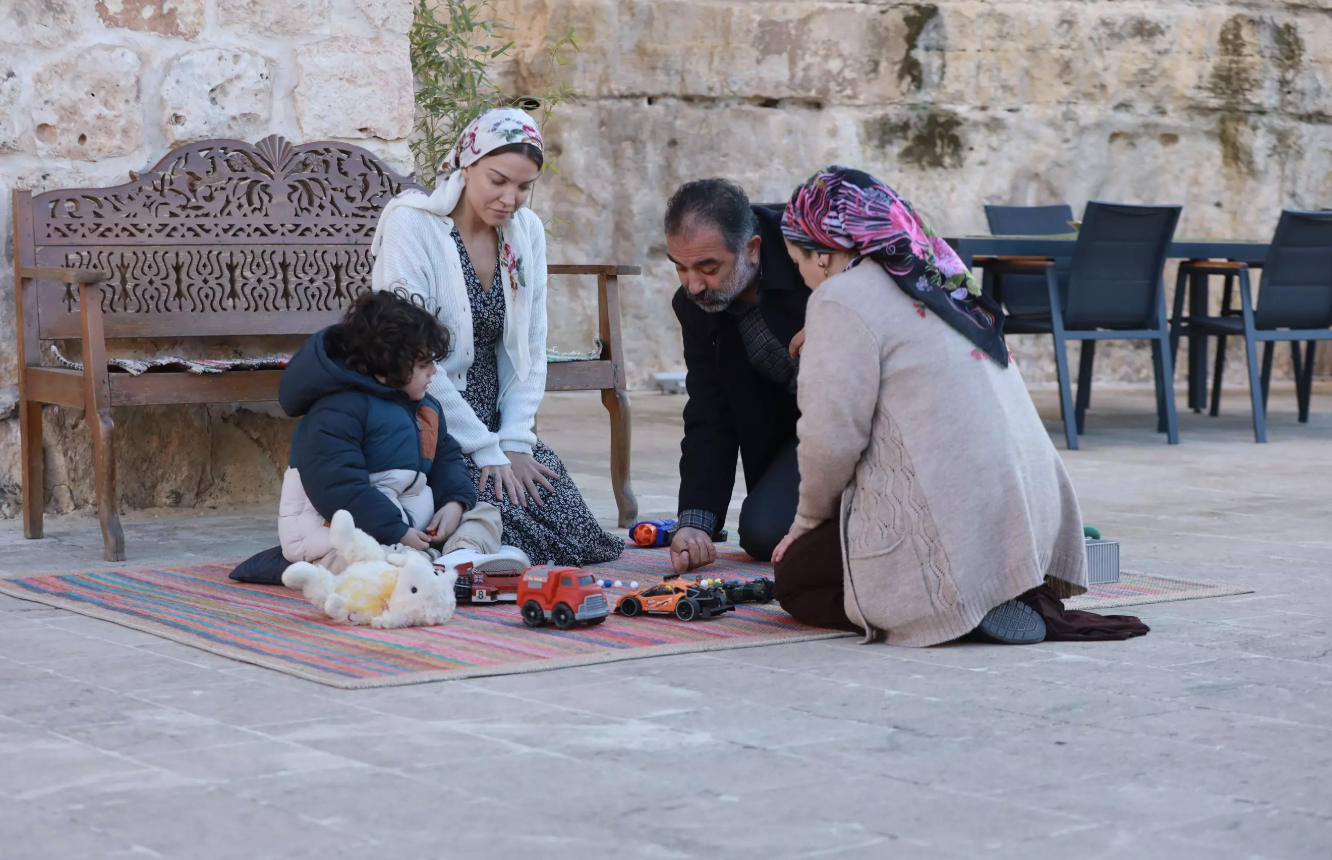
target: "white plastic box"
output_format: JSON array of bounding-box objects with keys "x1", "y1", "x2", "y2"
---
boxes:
[
  {"x1": 653, "y1": 371, "x2": 688, "y2": 394},
  {"x1": 1085, "y1": 539, "x2": 1121, "y2": 584}
]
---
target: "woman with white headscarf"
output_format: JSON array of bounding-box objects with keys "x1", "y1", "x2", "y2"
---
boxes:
[{"x1": 371, "y1": 108, "x2": 623, "y2": 565}]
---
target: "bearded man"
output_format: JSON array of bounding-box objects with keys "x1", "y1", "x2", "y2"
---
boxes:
[{"x1": 664, "y1": 178, "x2": 812, "y2": 573}]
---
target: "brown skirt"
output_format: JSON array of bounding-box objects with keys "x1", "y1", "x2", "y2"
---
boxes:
[
  {"x1": 773, "y1": 519, "x2": 1150, "y2": 641},
  {"x1": 772, "y1": 519, "x2": 859, "y2": 632}
]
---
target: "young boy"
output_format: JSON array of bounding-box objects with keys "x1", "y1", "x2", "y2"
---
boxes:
[{"x1": 230, "y1": 291, "x2": 527, "y2": 583}]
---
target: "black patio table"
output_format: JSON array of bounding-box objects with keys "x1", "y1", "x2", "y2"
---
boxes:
[{"x1": 946, "y1": 234, "x2": 1272, "y2": 412}]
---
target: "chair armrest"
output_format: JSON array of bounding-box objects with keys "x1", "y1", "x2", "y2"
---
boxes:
[
  {"x1": 19, "y1": 266, "x2": 110, "y2": 284},
  {"x1": 547, "y1": 264, "x2": 642, "y2": 276}
]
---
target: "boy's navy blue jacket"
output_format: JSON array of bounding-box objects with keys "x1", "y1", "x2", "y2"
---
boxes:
[{"x1": 279, "y1": 328, "x2": 476, "y2": 545}]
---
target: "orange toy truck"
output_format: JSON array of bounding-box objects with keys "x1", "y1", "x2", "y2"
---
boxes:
[{"x1": 517, "y1": 566, "x2": 610, "y2": 630}]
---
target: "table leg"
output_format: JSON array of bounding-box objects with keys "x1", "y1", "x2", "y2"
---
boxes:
[{"x1": 1187, "y1": 270, "x2": 1210, "y2": 412}]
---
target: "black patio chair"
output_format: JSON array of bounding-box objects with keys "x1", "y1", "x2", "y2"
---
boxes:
[
  {"x1": 1169, "y1": 210, "x2": 1332, "y2": 443},
  {"x1": 982, "y1": 204, "x2": 1076, "y2": 319},
  {"x1": 973, "y1": 202, "x2": 1183, "y2": 450}
]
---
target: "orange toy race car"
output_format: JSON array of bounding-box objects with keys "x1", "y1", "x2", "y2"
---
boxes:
[
  {"x1": 518, "y1": 566, "x2": 610, "y2": 630},
  {"x1": 615, "y1": 577, "x2": 735, "y2": 621}
]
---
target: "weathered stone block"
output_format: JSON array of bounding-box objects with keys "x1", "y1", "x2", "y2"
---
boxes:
[
  {"x1": 334, "y1": 0, "x2": 413, "y2": 36},
  {"x1": 218, "y1": 0, "x2": 331, "y2": 37},
  {"x1": 0, "y1": 67, "x2": 21, "y2": 152},
  {"x1": 161, "y1": 49, "x2": 274, "y2": 145},
  {"x1": 200, "y1": 407, "x2": 294, "y2": 507},
  {"x1": 40, "y1": 404, "x2": 214, "y2": 512},
  {"x1": 0, "y1": 418, "x2": 19, "y2": 519},
  {"x1": 0, "y1": 0, "x2": 81, "y2": 46},
  {"x1": 32, "y1": 46, "x2": 143, "y2": 160},
  {"x1": 96, "y1": 0, "x2": 204, "y2": 39},
  {"x1": 295, "y1": 37, "x2": 413, "y2": 140}
]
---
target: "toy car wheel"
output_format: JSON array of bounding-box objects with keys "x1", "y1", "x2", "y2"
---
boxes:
[
  {"x1": 585, "y1": 615, "x2": 606, "y2": 626},
  {"x1": 619, "y1": 596, "x2": 642, "y2": 617},
  {"x1": 521, "y1": 600, "x2": 546, "y2": 628},
  {"x1": 675, "y1": 598, "x2": 700, "y2": 621},
  {"x1": 552, "y1": 603, "x2": 577, "y2": 630},
  {"x1": 755, "y1": 581, "x2": 773, "y2": 603}
]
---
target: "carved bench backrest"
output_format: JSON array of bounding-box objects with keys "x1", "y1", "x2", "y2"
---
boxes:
[{"x1": 19, "y1": 135, "x2": 425, "y2": 340}]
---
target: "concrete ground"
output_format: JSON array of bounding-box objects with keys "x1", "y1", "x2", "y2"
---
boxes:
[{"x1": 1, "y1": 383, "x2": 1330, "y2": 860}]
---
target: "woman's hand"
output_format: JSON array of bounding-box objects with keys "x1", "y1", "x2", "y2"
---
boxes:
[
  {"x1": 400, "y1": 528, "x2": 431, "y2": 551},
  {"x1": 789, "y1": 329, "x2": 807, "y2": 359},
  {"x1": 477, "y1": 462, "x2": 524, "y2": 507},
  {"x1": 771, "y1": 531, "x2": 797, "y2": 564},
  {"x1": 506, "y1": 451, "x2": 559, "y2": 507},
  {"x1": 426, "y1": 501, "x2": 465, "y2": 545}
]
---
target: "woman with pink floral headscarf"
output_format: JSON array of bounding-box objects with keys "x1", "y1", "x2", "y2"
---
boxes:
[{"x1": 769, "y1": 167, "x2": 1145, "y2": 647}]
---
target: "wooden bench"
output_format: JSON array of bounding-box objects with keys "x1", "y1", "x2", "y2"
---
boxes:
[{"x1": 12, "y1": 135, "x2": 638, "y2": 562}]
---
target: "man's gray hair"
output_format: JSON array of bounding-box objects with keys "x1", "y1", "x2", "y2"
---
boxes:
[{"x1": 664, "y1": 178, "x2": 759, "y2": 255}]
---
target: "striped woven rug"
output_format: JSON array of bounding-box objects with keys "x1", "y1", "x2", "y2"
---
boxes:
[
  {"x1": 0, "y1": 547, "x2": 849, "y2": 688},
  {"x1": 0, "y1": 547, "x2": 1249, "y2": 688}
]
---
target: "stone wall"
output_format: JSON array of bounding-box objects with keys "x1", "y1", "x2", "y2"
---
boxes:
[
  {"x1": 492, "y1": 0, "x2": 1332, "y2": 387},
  {"x1": 0, "y1": 0, "x2": 414, "y2": 518},
  {"x1": 3, "y1": 0, "x2": 1330, "y2": 522}
]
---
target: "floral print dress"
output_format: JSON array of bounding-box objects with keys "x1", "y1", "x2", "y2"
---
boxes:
[{"x1": 452, "y1": 229, "x2": 624, "y2": 566}]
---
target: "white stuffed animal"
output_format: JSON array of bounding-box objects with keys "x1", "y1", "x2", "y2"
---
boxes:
[{"x1": 282, "y1": 510, "x2": 457, "y2": 629}]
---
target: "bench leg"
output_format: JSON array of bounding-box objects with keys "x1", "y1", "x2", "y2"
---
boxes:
[
  {"x1": 89, "y1": 408, "x2": 125, "y2": 561},
  {"x1": 600, "y1": 388, "x2": 638, "y2": 528},
  {"x1": 20, "y1": 399, "x2": 44, "y2": 540}
]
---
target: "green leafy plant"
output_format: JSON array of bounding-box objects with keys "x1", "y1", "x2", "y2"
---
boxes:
[{"x1": 408, "y1": 0, "x2": 579, "y2": 188}]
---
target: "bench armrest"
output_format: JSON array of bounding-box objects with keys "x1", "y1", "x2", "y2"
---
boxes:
[
  {"x1": 547, "y1": 264, "x2": 642, "y2": 276},
  {"x1": 19, "y1": 266, "x2": 111, "y2": 284}
]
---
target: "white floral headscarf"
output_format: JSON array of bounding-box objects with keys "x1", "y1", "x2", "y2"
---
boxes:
[{"x1": 370, "y1": 108, "x2": 544, "y2": 381}]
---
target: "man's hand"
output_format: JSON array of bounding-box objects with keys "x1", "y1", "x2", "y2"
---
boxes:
[
  {"x1": 426, "y1": 502, "x2": 465, "y2": 545},
  {"x1": 400, "y1": 528, "x2": 431, "y2": 551},
  {"x1": 669, "y1": 526, "x2": 716, "y2": 574}
]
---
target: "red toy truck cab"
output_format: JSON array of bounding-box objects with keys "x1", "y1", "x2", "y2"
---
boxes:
[{"x1": 517, "y1": 566, "x2": 610, "y2": 630}]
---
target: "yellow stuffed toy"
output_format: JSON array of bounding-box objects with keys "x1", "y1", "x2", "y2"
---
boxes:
[{"x1": 282, "y1": 510, "x2": 457, "y2": 629}]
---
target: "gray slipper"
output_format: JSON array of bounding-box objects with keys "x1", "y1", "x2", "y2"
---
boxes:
[{"x1": 971, "y1": 599, "x2": 1047, "y2": 645}]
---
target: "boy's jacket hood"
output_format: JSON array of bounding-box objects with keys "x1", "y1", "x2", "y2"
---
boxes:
[{"x1": 280, "y1": 327, "x2": 412, "y2": 417}]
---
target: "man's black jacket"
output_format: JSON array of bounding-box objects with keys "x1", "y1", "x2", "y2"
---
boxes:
[{"x1": 672, "y1": 205, "x2": 812, "y2": 532}]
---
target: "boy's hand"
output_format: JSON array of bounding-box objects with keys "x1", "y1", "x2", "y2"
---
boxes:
[
  {"x1": 789, "y1": 328, "x2": 807, "y2": 359},
  {"x1": 400, "y1": 528, "x2": 431, "y2": 551},
  {"x1": 427, "y1": 502, "x2": 465, "y2": 545}
]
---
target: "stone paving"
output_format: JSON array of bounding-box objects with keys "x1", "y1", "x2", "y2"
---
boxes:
[{"x1": 1, "y1": 385, "x2": 1331, "y2": 859}]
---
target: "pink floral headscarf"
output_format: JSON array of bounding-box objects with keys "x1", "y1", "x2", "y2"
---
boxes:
[{"x1": 782, "y1": 166, "x2": 1008, "y2": 366}]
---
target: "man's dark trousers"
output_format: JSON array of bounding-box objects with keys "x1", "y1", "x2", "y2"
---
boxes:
[{"x1": 737, "y1": 437, "x2": 799, "y2": 561}]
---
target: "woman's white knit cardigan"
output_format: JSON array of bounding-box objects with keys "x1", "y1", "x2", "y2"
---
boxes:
[{"x1": 371, "y1": 205, "x2": 548, "y2": 468}]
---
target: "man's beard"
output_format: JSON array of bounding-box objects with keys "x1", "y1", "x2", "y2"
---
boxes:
[{"x1": 686, "y1": 255, "x2": 758, "y2": 313}]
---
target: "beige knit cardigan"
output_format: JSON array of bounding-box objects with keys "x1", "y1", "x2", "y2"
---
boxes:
[{"x1": 788, "y1": 261, "x2": 1088, "y2": 647}]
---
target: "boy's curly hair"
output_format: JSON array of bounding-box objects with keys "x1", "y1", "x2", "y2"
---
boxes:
[{"x1": 327, "y1": 289, "x2": 451, "y2": 389}]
